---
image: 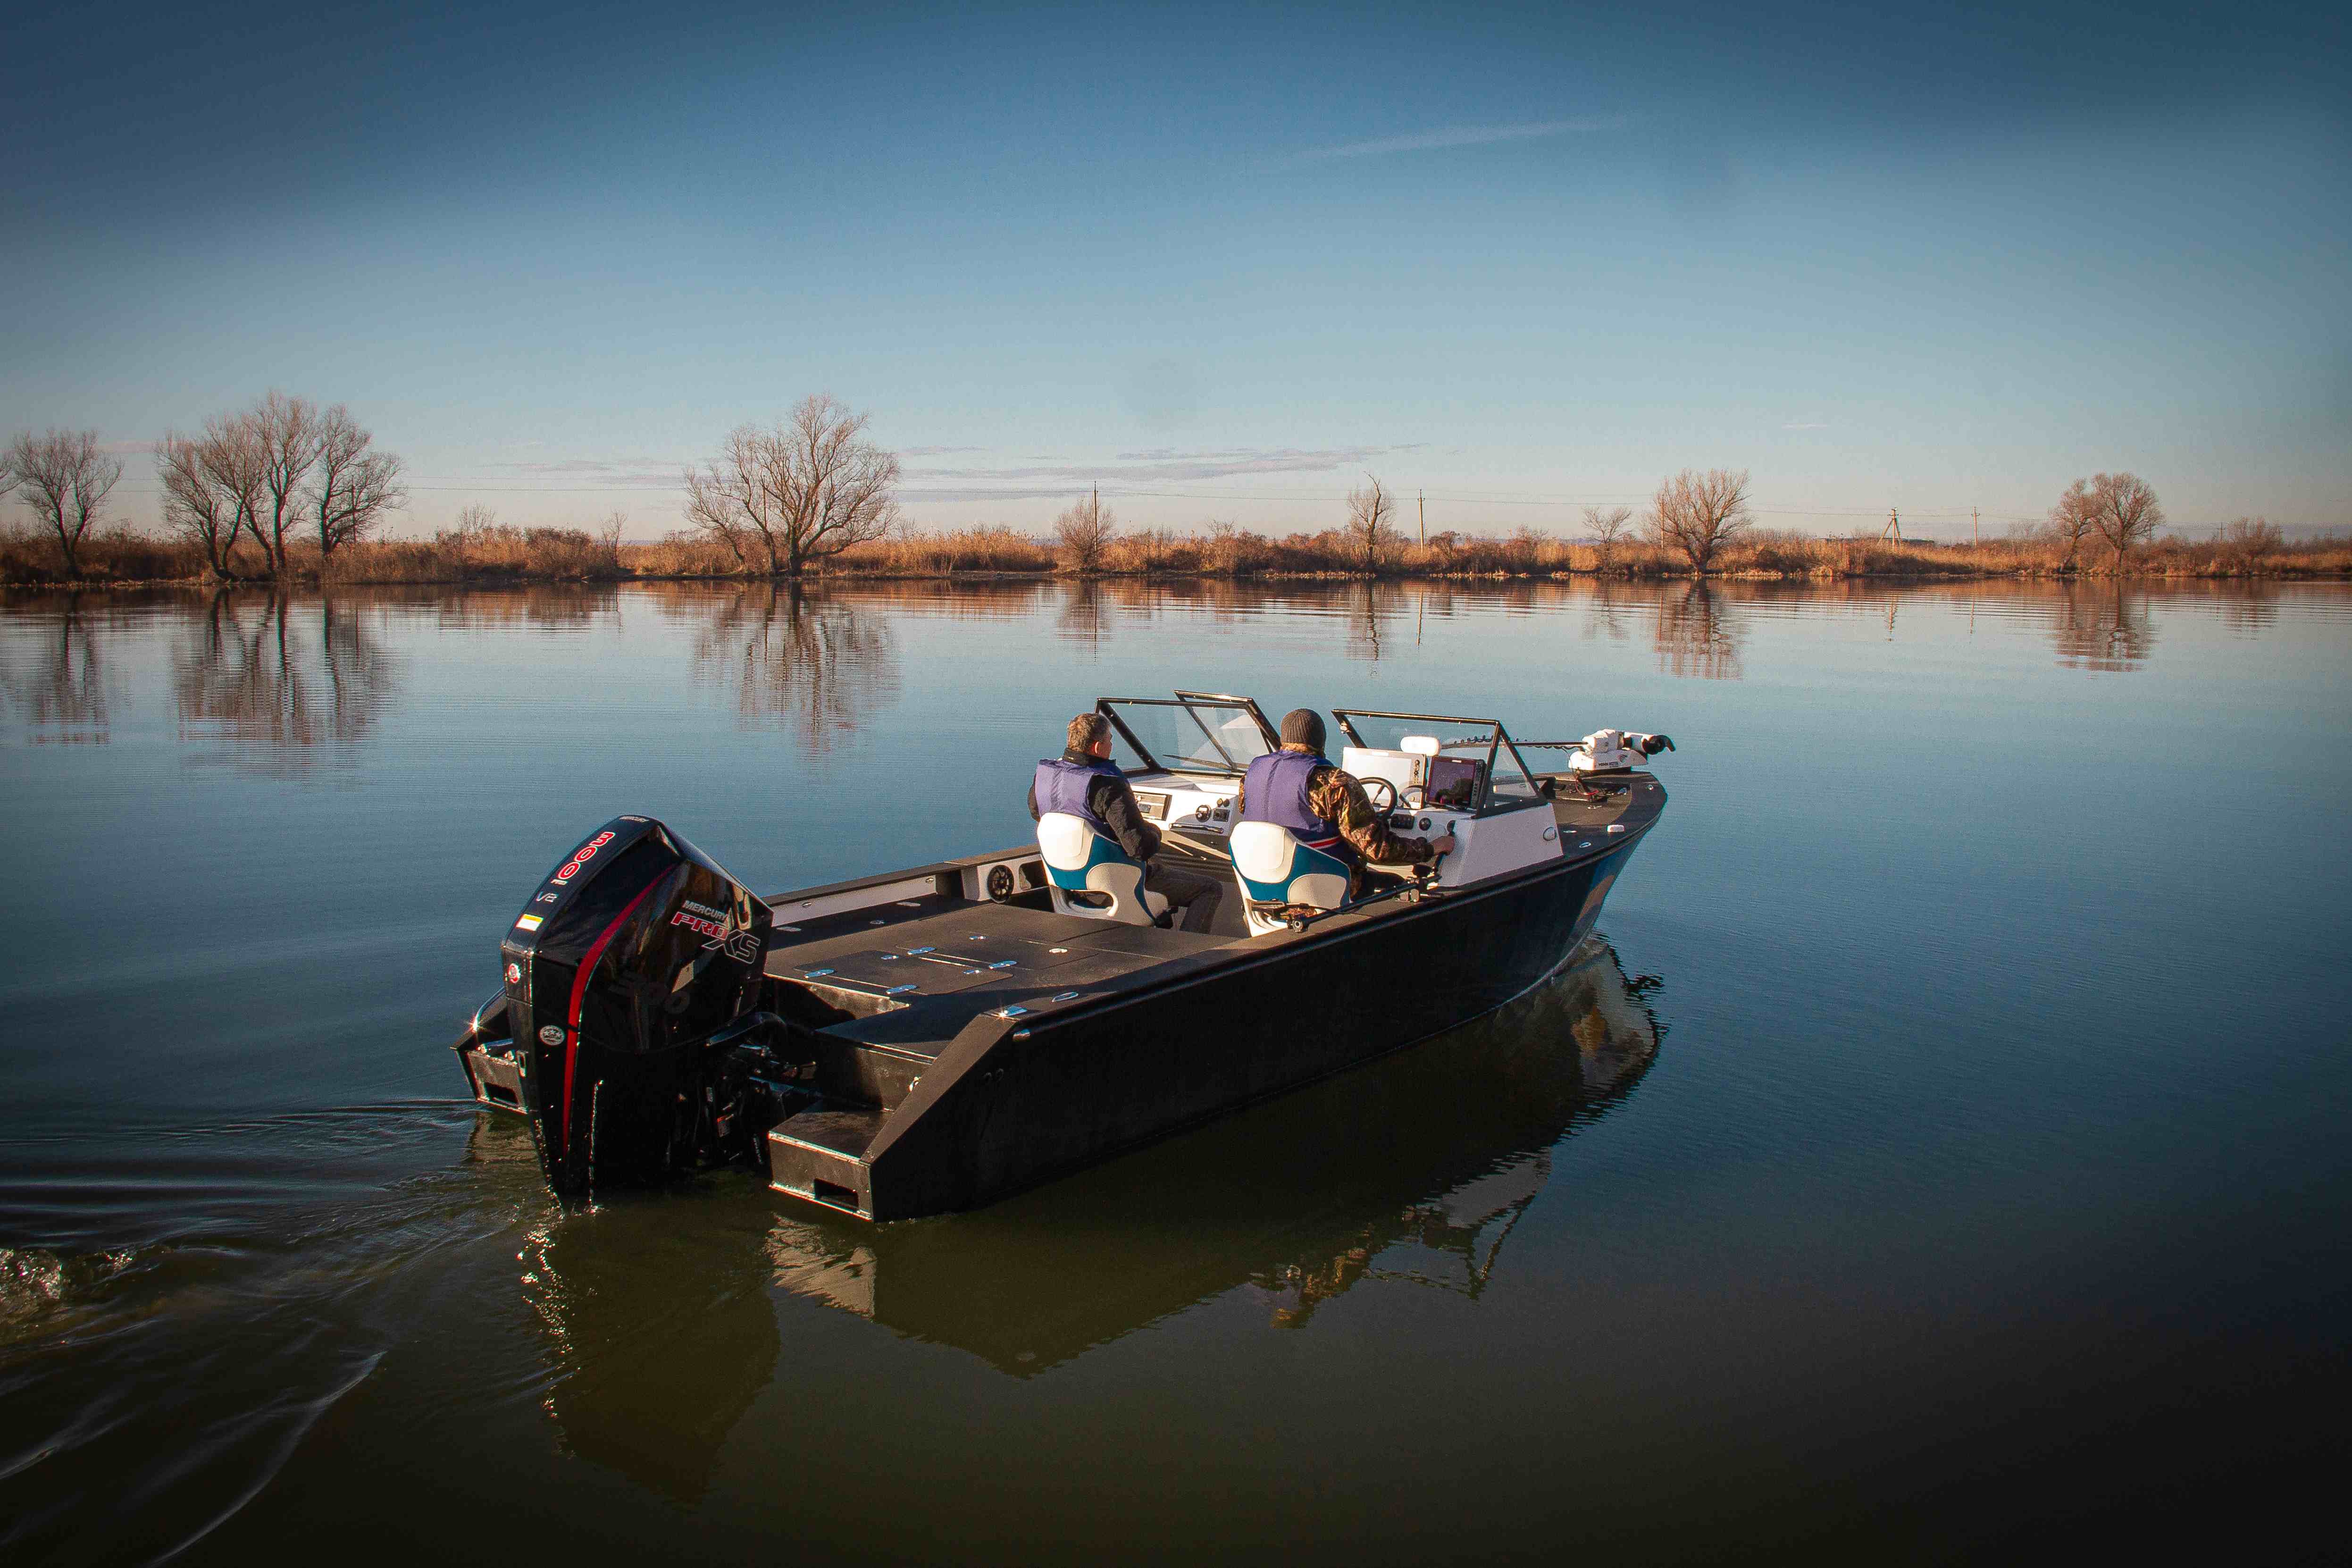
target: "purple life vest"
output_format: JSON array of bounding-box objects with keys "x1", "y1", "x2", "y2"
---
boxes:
[
  {"x1": 1240, "y1": 750, "x2": 1342, "y2": 847},
  {"x1": 1034, "y1": 755, "x2": 1119, "y2": 830}
]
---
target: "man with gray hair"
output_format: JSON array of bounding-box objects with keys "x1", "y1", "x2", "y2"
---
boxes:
[{"x1": 1029, "y1": 711, "x2": 1224, "y2": 932}]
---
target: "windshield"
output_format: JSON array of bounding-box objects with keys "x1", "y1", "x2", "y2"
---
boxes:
[
  {"x1": 1100, "y1": 697, "x2": 1276, "y2": 777},
  {"x1": 1328, "y1": 709, "x2": 1544, "y2": 811}
]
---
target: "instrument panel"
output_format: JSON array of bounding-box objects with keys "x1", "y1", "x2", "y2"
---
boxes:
[{"x1": 1134, "y1": 790, "x2": 1170, "y2": 822}]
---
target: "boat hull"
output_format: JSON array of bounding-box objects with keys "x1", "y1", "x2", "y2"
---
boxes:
[{"x1": 812, "y1": 833, "x2": 1645, "y2": 1221}]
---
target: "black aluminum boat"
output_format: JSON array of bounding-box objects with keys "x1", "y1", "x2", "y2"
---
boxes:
[{"x1": 451, "y1": 693, "x2": 1673, "y2": 1221}]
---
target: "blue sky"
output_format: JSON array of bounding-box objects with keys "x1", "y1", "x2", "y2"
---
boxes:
[{"x1": 2, "y1": 1, "x2": 2344, "y2": 538}]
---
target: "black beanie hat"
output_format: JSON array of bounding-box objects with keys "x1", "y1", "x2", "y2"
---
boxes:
[{"x1": 1279, "y1": 708, "x2": 1325, "y2": 750}]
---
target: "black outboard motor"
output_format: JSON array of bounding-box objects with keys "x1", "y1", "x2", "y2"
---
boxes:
[{"x1": 497, "y1": 816, "x2": 774, "y2": 1196}]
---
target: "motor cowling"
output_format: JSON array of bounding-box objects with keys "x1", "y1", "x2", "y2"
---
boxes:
[{"x1": 499, "y1": 816, "x2": 773, "y2": 1196}]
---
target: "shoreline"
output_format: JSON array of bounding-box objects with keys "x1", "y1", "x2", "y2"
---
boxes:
[{"x1": 6, "y1": 563, "x2": 2348, "y2": 591}]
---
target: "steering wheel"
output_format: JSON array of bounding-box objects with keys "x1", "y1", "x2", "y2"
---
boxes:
[{"x1": 1361, "y1": 776, "x2": 1399, "y2": 813}]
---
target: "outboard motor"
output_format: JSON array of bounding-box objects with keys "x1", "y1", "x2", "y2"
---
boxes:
[{"x1": 496, "y1": 816, "x2": 774, "y2": 1196}]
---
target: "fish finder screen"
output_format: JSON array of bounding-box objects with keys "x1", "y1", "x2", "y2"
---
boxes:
[{"x1": 1423, "y1": 756, "x2": 1485, "y2": 811}]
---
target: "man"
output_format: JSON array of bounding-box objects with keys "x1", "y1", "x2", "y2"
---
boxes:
[
  {"x1": 1234, "y1": 708, "x2": 1456, "y2": 900},
  {"x1": 1030, "y1": 712, "x2": 1226, "y2": 933}
]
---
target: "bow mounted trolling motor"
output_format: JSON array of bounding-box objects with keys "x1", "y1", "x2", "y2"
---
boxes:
[
  {"x1": 453, "y1": 815, "x2": 780, "y2": 1196},
  {"x1": 1560, "y1": 729, "x2": 1674, "y2": 775}
]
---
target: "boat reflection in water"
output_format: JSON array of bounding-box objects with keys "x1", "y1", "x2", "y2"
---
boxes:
[
  {"x1": 762, "y1": 934, "x2": 1661, "y2": 1372},
  {"x1": 497, "y1": 937, "x2": 1658, "y2": 1497}
]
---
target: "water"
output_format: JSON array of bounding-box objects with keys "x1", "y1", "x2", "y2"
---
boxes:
[{"x1": 2, "y1": 579, "x2": 2346, "y2": 1564}]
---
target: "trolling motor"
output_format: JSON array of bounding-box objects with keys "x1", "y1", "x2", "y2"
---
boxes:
[
  {"x1": 1559, "y1": 729, "x2": 1674, "y2": 774},
  {"x1": 461, "y1": 815, "x2": 781, "y2": 1196},
  {"x1": 1506, "y1": 729, "x2": 1675, "y2": 803}
]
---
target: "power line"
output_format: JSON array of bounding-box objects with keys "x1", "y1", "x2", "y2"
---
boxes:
[{"x1": 103, "y1": 478, "x2": 2043, "y2": 522}]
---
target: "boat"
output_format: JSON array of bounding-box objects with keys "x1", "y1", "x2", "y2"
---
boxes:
[{"x1": 450, "y1": 692, "x2": 1673, "y2": 1221}]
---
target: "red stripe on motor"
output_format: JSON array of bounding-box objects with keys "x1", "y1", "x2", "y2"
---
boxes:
[{"x1": 558, "y1": 877, "x2": 662, "y2": 1158}]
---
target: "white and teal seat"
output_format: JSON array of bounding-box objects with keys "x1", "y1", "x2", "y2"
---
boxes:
[
  {"x1": 1228, "y1": 822, "x2": 1353, "y2": 936},
  {"x1": 1035, "y1": 813, "x2": 1168, "y2": 926}
]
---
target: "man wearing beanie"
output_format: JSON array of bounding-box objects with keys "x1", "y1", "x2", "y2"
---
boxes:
[{"x1": 1235, "y1": 709, "x2": 1455, "y2": 899}]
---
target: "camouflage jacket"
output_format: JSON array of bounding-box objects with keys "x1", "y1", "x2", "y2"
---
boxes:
[{"x1": 1236, "y1": 750, "x2": 1436, "y2": 891}]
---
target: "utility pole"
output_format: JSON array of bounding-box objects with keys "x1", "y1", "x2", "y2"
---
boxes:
[
  {"x1": 1882, "y1": 506, "x2": 1902, "y2": 543},
  {"x1": 1972, "y1": 507, "x2": 1980, "y2": 548},
  {"x1": 1417, "y1": 489, "x2": 1425, "y2": 545}
]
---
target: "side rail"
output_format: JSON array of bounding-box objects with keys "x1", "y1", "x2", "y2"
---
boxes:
[{"x1": 764, "y1": 845, "x2": 1049, "y2": 925}]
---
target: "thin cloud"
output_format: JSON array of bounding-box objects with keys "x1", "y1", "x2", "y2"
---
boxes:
[
  {"x1": 908, "y1": 444, "x2": 1423, "y2": 488},
  {"x1": 485, "y1": 457, "x2": 685, "y2": 488},
  {"x1": 1782, "y1": 421, "x2": 1829, "y2": 431},
  {"x1": 1292, "y1": 117, "x2": 1624, "y2": 163}
]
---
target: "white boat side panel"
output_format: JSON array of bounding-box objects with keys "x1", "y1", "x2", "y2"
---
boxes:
[{"x1": 1436, "y1": 804, "x2": 1560, "y2": 886}]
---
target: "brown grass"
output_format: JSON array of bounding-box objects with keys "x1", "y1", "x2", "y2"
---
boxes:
[{"x1": 5, "y1": 515, "x2": 2346, "y2": 586}]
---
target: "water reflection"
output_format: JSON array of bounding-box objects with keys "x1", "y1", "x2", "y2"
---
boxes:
[
  {"x1": 173, "y1": 594, "x2": 399, "y2": 773},
  {"x1": 766, "y1": 936, "x2": 1659, "y2": 1374},
  {"x1": 1056, "y1": 581, "x2": 1112, "y2": 652},
  {"x1": 477, "y1": 940, "x2": 1656, "y2": 1504},
  {"x1": 514, "y1": 1186, "x2": 780, "y2": 1504},
  {"x1": 427, "y1": 585, "x2": 624, "y2": 631},
  {"x1": 1653, "y1": 584, "x2": 1744, "y2": 679},
  {"x1": 2210, "y1": 581, "x2": 2280, "y2": 637},
  {"x1": 1581, "y1": 583, "x2": 1634, "y2": 645},
  {"x1": 0, "y1": 594, "x2": 116, "y2": 743},
  {"x1": 1345, "y1": 582, "x2": 1409, "y2": 662},
  {"x1": 681, "y1": 583, "x2": 902, "y2": 746},
  {"x1": 2050, "y1": 584, "x2": 2158, "y2": 673}
]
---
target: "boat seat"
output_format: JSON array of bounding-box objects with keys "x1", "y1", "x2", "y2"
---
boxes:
[
  {"x1": 1229, "y1": 821, "x2": 1352, "y2": 936},
  {"x1": 1035, "y1": 812, "x2": 1168, "y2": 927}
]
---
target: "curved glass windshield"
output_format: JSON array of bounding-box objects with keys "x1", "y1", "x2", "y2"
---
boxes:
[
  {"x1": 1101, "y1": 696, "x2": 1276, "y2": 777},
  {"x1": 1329, "y1": 709, "x2": 1544, "y2": 812}
]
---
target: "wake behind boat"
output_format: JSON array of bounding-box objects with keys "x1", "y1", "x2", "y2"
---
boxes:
[{"x1": 451, "y1": 692, "x2": 1674, "y2": 1220}]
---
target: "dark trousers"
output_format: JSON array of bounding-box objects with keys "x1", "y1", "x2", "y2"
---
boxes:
[{"x1": 1144, "y1": 862, "x2": 1226, "y2": 934}]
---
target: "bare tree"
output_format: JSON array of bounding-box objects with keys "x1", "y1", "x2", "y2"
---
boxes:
[
  {"x1": 1346, "y1": 474, "x2": 1397, "y2": 574},
  {"x1": 1054, "y1": 489, "x2": 1116, "y2": 572},
  {"x1": 2218, "y1": 516, "x2": 2282, "y2": 569},
  {"x1": 243, "y1": 392, "x2": 322, "y2": 575},
  {"x1": 8, "y1": 430, "x2": 123, "y2": 578},
  {"x1": 1582, "y1": 504, "x2": 1634, "y2": 574},
  {"x1": 1646, "y1": 468, "x2": 1750, "y2": 572},
  {"x1": 2046, "y1": 478, "x2": 2099, "y2": 571},
  {"x1": 598, "y1": 511, "x2": 628, "y2": 573},
  {"x1": 683, "y1": 395, "x2": 899, "y2": 577},
  {"x1": 2085, "y1": 472, "x2": 2164, "y2": 567},
  {"x1": 157, "y1": 430, "x2": 247, "y2": 578},
  {"x1": 308, "y1": 405, "x2": 404, "y2": 559},
  {"x1": 680, "y1": 449, "x2": 755, "y2": 570}
]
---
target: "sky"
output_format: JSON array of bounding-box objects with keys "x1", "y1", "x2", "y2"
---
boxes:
[{"x1": 2, "y1": 0, "x2": 2345, "y2": 540}]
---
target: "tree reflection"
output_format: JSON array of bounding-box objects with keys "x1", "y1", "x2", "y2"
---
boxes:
[
  {"x1": 687, "y1": 583, "x2": 900, "y2": 747},
  {"x1": 2050, "y1": 584, "x2": 2157, "y2": 672},
  {"x1": 0, "y1": 594, "x2": 114, "y2": 744},
  {"x1": 172, "y1": 594, "x2": 398, "y2": 773},
  {"x1": 1581, "y1": 582, "x2": 1633, "y2": 644},
  {"x1": 1346, "y1": 582, "x2": 1407, "y2": 662},
  {"x1": 2211, "y1": 582, "x2": 2279, "y2": 637},
  {"x1": 1055, "y1": 581, "x2": 1112, "y2": 653},
  {"x1": 1652, "y1": 583, "x2": 1744, "y2": 679}
]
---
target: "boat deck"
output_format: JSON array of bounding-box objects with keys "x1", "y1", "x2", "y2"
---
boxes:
[{"x1": 763, "y1": 896, "x2": 1234, "y2": 1060}]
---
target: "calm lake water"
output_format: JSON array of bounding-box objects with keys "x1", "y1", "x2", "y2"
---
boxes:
[{"x1": 3, "y1": 578, "x2": 2347, "y2": 1565}]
